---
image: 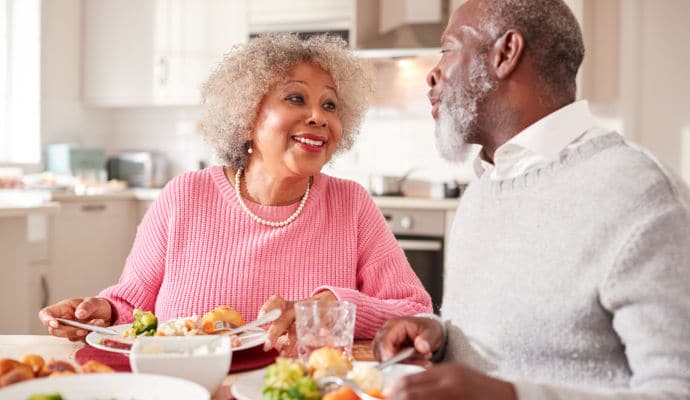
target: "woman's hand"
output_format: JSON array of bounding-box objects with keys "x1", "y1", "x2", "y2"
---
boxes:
[
  {"x1": 38, "y1": 297, "x2": 113, "y2": 341},
  {"x1": 259, "y1": 291, "x2": 337, "y2": 355}
]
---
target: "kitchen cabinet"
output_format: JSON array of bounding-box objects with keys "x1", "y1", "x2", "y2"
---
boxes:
[
  {"x1": 49, "y1": 198, "x2": 138, "y2": 304},
  {"x1": 0, "y1": 210, "x2": 55, "y2": 334},
  {"x1": 247, "y1": 0, "x2": 352, "y2": 33},
  {"x1": 82, "y1": 0, "x2": 248, "y2": 106}
]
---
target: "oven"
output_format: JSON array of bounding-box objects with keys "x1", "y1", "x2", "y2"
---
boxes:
[{"x1": 380, "y1": 208, "x2": 445, "y2": 314}]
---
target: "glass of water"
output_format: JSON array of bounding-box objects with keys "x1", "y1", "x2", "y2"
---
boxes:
[{"x1": 294, "y1": 299, "x2": 356, "y2": 363}]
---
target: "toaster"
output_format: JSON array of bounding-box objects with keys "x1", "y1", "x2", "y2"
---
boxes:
[{"x1": 107, "y1": 152, "x2": 168, "y2": 188}]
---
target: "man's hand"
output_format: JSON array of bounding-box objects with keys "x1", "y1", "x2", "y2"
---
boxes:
[
  {"x1": 373, "y1": 316, "x2": 444, "y2": 367},
  {"x1": 387, "y1": 363, "x2": 517, "y2": 400}
]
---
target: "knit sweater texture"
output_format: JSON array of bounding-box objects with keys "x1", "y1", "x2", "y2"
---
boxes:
[
  {"x1": 443, "y1": 132, "x2": 690, "y2": 399},
  {"x1": 100, "y1": 166, "x2": 432, "y2": 338}
]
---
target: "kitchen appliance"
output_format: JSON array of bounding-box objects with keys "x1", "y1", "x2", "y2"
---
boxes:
[
  {"x1": 381, "y1": 207, "x2": 445, "y2": 314},
  {"x1": 106, "y1": 152, "x2": 168, "y2": 188},
  {"x1": 45, "y1": 144, "x2": 106, "y2": 177}
]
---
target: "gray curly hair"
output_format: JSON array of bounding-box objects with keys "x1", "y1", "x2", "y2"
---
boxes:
[
  {"x1": 199, "y1": 33, "x2": 374, "y2": 169},
  {"x1": 480, "y1": 0, "x2": 584, "y2": 101}
]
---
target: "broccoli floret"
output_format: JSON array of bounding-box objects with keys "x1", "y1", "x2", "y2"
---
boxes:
[
  {"x1": 131, "y1": 309, "x2": 157, "y2": 335},
  {"x1": 26, "y1": 394, "x2": 63, "y2": 400},
  {"x1": 262, "y1": 358, "x2": 320, "y2": 400},
  {"x1": 287, "y1": 376, "x2": 320, "y2": 400},
  {"x1": 263, "y1": 357, "x2": 306, "y2": 390}
]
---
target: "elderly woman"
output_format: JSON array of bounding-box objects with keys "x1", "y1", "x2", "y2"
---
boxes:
[{"x1": 39, "y1": 33, "x2": 432, "y2": 353}]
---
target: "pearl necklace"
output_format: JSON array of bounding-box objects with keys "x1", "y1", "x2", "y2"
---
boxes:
[{"x1": 234, "y1": 168, "x2": 311, "y2": 227}]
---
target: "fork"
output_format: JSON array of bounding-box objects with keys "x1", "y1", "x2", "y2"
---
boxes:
[
  {"x1": 211, "y1": 308, "x2": 281, "y2": 335},
  {"x1": 55, "y1": 317, "x2": 118, "y2": 335},
  {"x1": 375, "y1": 346, "x2": 416, "y2": 370},
  {"x1": 316, "y1": 376, "x2": 379, "y2": 400}
]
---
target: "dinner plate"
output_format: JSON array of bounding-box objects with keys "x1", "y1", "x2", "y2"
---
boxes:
[
  {"x1": 231, "y1": 361, "x2": 425, "y2": 400},
  {"x1": 86, "y1": 324, "x2": 268, "y2": 354},
  {"x1": 0, "y1": 372, "x2": 210, "y2": 400}
]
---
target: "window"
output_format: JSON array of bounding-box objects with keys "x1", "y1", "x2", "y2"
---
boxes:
[{"x1": 0, "y1": 0, "x2": 40, "y2": 164}]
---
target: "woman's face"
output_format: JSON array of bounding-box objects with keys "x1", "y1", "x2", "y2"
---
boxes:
[{"x1": 250, "y1": 62, "x2": 343, "y2": 178}]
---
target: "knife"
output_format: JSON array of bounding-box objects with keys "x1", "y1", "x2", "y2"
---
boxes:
[{"x1": 55, "y1": 317, "x2": 119, "y2": 335}]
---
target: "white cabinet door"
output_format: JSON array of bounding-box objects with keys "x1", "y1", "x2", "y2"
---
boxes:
[
  {"x1": 248, "y1": 0, "x2": 352, "y2": 32},
  {"x1": 0, "y1": 213, "x2": 51, "y2": 334},
  {"x1": 83, "y1": 0, "x2": 248, "y2": 106},
  {"x1": 49, "y1": 199, "x2": 138, "y2": 304},
  {"x1": 0, "y1": 216, "x2": 31, "y2": 334}
]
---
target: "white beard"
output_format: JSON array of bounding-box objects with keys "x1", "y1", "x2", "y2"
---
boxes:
[{"x1": 434, "y1": 56, "x2": 496, "y2": 163}]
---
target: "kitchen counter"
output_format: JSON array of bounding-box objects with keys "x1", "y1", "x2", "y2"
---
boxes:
[
  {"x1": 36, "y1": 188, "x2": 460, "y2": 210},
  {"x1": 0, "y1": 202, "x2": 60, "y2": 218},
  {"x1": 373, "y1": 196, "x2": 459, "y2": 210}
]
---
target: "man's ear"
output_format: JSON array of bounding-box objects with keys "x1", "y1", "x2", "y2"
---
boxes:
[{"x1": 491, "y1": 29, "x2": 525, "y2": 80}]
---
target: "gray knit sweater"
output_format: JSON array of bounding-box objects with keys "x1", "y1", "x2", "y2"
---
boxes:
[{"x1": 443, "y1": 132, "x2": 690, "y2": 399}]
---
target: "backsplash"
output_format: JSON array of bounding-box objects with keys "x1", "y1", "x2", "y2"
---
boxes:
[{"x1": 108, "y1": 55, "x2": 477, "y2": 188}]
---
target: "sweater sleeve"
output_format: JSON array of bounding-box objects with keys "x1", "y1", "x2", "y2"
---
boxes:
[
  {"x1": 98, "y1": 183, "x2": 174, "y2": 324},
  {"x1": 515, "y1": 202, "x2": 690, "y2": 400},
  {"x1": 314, "y1": 189, "x2": 433, "y2": 338}
]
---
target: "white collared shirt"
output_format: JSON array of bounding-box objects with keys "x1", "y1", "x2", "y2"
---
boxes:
[{"x1": 474, "y1": 100, "x2": 606, "y2": 180}]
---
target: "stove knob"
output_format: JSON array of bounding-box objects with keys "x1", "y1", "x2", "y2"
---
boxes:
[{"x1": 399, "y1": 216, "x2": 412, "y2": 230}]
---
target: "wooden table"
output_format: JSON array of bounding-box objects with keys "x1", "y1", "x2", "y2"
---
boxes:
[{"x1": 0, "y1": 335, "x2": 374, "y2": 399}]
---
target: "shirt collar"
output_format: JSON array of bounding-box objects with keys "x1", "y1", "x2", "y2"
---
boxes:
[{"x1": 474, "y1": 100, "x2": 596, "y2": 176}]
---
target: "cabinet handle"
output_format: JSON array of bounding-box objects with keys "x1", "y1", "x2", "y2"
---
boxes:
[
  {"x1": 81, "y1": 204, "x2": 106, "y2": 212},
  {"x1": 157, "y1": 56, "x2": 169, "y2": 86},
  {"x1": 40, "y1": 274, "x2": 50, "y2": 309}
]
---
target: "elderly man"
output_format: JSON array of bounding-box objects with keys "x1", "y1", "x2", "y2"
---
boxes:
[{"x1": 373, "y1": 0, "x2": 690, "y2": 399}]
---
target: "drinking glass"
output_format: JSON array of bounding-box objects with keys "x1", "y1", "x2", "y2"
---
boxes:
[{"x1": 294, "y1": 299, "x2": 356, "y2": 363}]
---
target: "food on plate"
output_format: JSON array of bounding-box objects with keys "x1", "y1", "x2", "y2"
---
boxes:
[
  {"x1": 80, "y1": 360, "x2": 115, "y2": 374},
  {"x1": 261, "y1": 349, "x2": 387, "y2": 400},
  {"x1": 321, "y1": 386, "x2": 359, "y2": 400},
  {"x1": 27, "y1": 394, "x2": 63, "y2": 400},
  {"x1": 307, "y1": 347, "x2": 352, "y2": 381},
  {"x1": 201, "y1": 305, "x2": 246, "y2": 333},
  {"x1": 102, "y1": 335, "x2": 136, "y2": 350},
  {"x1": 262, "y1": 357, "x2": 320, "y2": 400},
  {"x1": 21, "y1": 354, "x2": 45, "y2": 375},
  {"x1": 102, "y1": 306, "x2": 247, "y2": 351},
  {"x1": 0, "y1": 362, "x2": 33, "y2": 386},
  {"x1": 0, "y1": 355, "x2": 112, "y2": 389},
  {"x1": 37, "y1": 359, "x2": 77, "y2": 377},
  {"x1": 122, "y1": 309, "x2": 158, "y2": 338},
  {"x1": 346, "y1": 364, "x2": 384, "y2": 394},
  {"x1": 156, "y1": 316, "x2": 205, "y2": 336}
]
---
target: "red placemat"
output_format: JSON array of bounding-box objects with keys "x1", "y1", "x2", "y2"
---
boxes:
[{"x1": 75, "y1": 344, "x2": 278, "y2": 373}]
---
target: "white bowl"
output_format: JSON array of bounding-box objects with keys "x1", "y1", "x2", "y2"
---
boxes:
[
  {"x1": 0, "y1": 372, "x2": 210, "y2": 400},
  {"x1": 130, "y1": 335, "x2": 232, "y2": 394}
]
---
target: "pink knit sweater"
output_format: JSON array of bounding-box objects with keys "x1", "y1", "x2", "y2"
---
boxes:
[{"x1": 100, "y1": 166, "x2": 431, "y2": 338}]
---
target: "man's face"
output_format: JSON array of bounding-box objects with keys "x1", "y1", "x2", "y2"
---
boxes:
[{"x1": 427, "y1": 1, "x2": 497, "y2": 162}]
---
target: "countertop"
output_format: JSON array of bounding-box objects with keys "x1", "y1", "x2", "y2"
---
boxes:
[
  {"x1": 0, "y1": 202, "x2": 60, "y2": 218},
  {"x1": 4, "y1": 188, "x2": 459, "y2": 209}
]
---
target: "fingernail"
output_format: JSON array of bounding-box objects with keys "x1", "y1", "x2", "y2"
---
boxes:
[
  {"x1": 75, "y1": 310, "x2": 86, "y2": 319},
  {"x1": 49, "y1": 320, "x2": 59, "y2": 328}
]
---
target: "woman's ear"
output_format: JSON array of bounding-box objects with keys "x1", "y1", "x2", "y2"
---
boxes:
[{"x1": 491, "y1": 29, "x2": 525, "y2": 80}]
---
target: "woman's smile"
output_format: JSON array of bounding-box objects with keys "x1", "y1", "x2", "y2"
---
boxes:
[{"x1": 292, "y1": 133, "x2": 327, "y2": 152}]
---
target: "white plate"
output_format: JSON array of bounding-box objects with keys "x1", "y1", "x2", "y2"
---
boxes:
[
  {"x1": 0, "y1": 372, "x2": 210, "y2": 400},
  {"x1": 86, "y1": 324, "x2": 268, "y2": 354},
  {"x1": 231, "y1": 361, "x2": 425, "y2": 400}
]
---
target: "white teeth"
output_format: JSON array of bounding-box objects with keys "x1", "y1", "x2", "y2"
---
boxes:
[{"x1": 293, "y1": 136, "x2": 324, "y2": 146}]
